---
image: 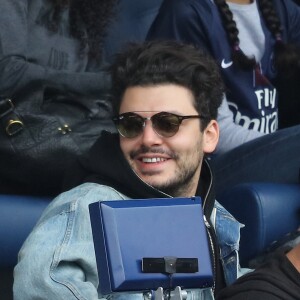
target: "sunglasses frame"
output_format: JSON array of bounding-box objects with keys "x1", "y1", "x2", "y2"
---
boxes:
[{"x1": 112, "y1": 111, "x2": 204, "y2": 138}]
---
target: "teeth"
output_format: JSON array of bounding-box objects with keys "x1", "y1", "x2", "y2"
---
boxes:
[{"x1": 142, "y1": 157, "x2": 166, "y2": 163}]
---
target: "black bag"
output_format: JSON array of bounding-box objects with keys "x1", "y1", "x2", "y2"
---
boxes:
[{"x1": 0, "y1": 88, "x2": 116, "y2": 196}]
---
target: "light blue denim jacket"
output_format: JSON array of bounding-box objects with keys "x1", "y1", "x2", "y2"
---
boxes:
[{"x1": 13, "y1": 183, "x2": 245, "y2": 300}]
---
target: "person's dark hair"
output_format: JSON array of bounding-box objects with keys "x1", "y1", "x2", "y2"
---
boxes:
[
  {"x1": 47, "y1": 0, "x2": 118, "y2": 61},
  {"x1": 214, "y1": 0, "x2": 300, "y2": 77},
  {"x1": 109, "y1": 40, "x2": 224, "y2": 130}
]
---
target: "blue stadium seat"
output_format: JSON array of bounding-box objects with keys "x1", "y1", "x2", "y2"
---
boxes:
[
  {"x1": 218, "y1": 183, "x2": 300, "y2": 265},
  {"x1": 0, "y1": 194, "x2": 51, "y2": 268}
]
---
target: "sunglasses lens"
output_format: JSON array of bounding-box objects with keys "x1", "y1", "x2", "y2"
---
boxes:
[
  {"x1": 116, "y1": 113, "x2": 144, "y2": 138},
  {"x1": 153, "y1": 113, "x2": 180, "y2": 137}
]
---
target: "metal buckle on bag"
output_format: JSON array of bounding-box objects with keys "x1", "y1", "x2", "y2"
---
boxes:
[
  {"x1": 6, "y1": 119, "x2": 24, "y2": 136},
  {"x1": 0, "y1": 98, "x2": 24, "y2": 136}
]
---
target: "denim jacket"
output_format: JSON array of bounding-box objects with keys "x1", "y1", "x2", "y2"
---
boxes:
[{"x1": 13, "y1": 182, "x2": 244, "y2": 300}]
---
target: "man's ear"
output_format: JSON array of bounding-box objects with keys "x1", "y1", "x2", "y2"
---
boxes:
[{"x1": 202, "y1": 120, "x2": 219, "y2": 153}]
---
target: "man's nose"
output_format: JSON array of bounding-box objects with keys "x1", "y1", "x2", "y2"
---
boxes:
[{"x1": 140, "y1": 120, "x2": 163, "y2": 146}]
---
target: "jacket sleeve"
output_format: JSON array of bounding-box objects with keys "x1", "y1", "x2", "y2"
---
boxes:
[
  {"x1": 13, "y1": 184, "x2": 126, "y2": 300},
  {"x1": 277, "y1": 0, "x2": 300, "y2": 45},
  {"x1": 0, "y1": 0, "x2": 110, "y2": 100}
]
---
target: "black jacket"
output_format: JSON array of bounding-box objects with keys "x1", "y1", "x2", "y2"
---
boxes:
[{"x1": 217, "y1": 249, "x2": 300, "y2": 300}]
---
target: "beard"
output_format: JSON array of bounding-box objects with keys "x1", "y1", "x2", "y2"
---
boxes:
[
  {"x1": 129, "y1": 142, "x2": 203, "y2": 197},
  {"x1": 151, "y1": 161, "x2": 200, "y2": 197}
]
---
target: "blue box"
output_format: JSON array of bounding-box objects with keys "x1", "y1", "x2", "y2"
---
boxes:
[{"x1": 89, "y1": 197, "x2": 213, "y2": 295}]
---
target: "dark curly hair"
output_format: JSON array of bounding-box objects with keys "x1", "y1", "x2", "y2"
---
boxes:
[
  {"x1": 109, "y1": 40, "x2": 225, "y2": 131},
  {"x1": 47, "y1": 0, "x2": 118, "y2": 62},
  {"x1": 214, "y1": 0, "x2": 300, "y2": 77}
]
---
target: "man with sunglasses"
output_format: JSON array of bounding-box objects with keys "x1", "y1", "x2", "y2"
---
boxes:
[{"x1": 13, "y1": 40, "x2": 300, "y2": 299}]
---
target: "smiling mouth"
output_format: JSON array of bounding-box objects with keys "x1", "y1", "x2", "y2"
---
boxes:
[{"x1": 141, "y1": 157, "x2": 168, "y2": 163}]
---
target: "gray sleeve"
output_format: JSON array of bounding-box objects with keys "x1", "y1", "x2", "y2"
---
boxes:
[
  {"x1": 0, "y1": 0, "x2": 110, "y2": 99},
  {"x1": 215, "y1": 95, "x2": 265, "y2": 155},
  {"x1": 0, "y1": 57, "x2": 111, "y2": 98},
  {"x1": 45, "y1": 69, "x2": 111, "y2": 97}
]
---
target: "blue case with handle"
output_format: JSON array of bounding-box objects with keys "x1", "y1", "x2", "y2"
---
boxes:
[{"x1": 89, "y1": 197, "x2": 213, "y2": 295}]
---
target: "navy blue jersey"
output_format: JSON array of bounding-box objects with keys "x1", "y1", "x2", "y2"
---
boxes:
[{"x1": 147, "y1": 0, "x2": 300, "y2": 134}]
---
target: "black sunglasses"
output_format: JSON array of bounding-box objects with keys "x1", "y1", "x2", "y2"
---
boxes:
[{"x1": 112, "y1": 111, "x2": 204, "y2": 138}]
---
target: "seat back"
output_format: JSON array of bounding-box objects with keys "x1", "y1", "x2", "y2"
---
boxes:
[
  {"x1": 218, "y1": 183, "x2": 300, "y2": 265},
  {"x1": 0, "y1": 194, "x2": 51, "y2": 268}
]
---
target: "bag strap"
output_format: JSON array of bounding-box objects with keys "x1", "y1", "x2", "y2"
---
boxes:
[{"x1": 0, "y1": 98, "x2": 24, "y2": 136}]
